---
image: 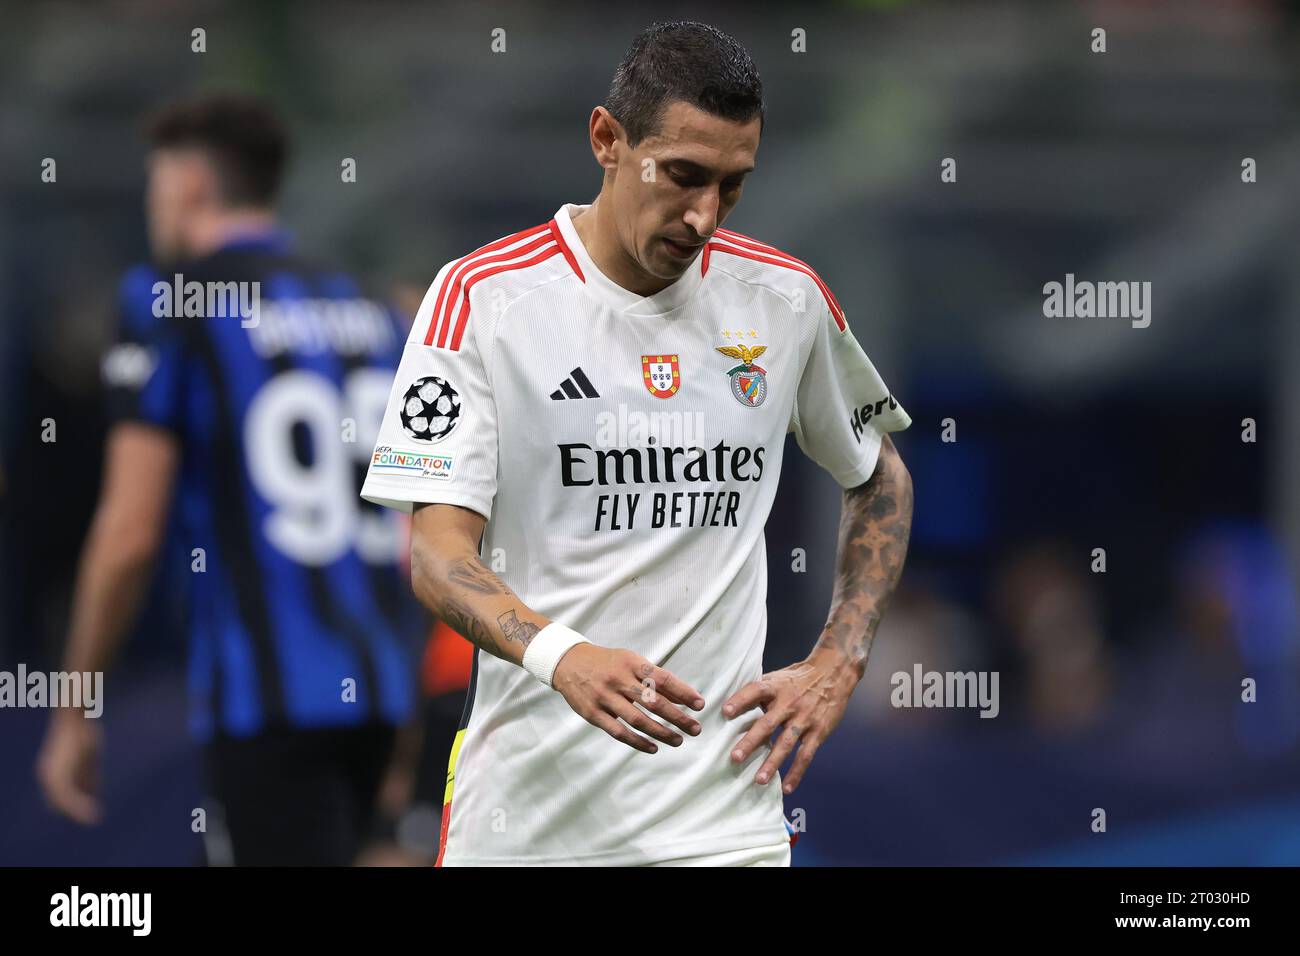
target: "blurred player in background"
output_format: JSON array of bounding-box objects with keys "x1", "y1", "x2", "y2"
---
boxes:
[
  {"x1": 36, "y1": 93, "x2": 423, "y2": 865},
  {"x1": 360, "y1": 21, "x2": 914, "y2": 866},
  {"x1": 358, "y1": 618, "x2": 474, "y2": 865}
]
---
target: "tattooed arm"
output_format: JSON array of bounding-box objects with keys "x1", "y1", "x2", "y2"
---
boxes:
[
  {"x1": 815, "y1": 432, "x2": 914, "y2": 677},
  {"x1": 724, "y1": 434, "x2": 913, "y2": 793},
  {"x1": 410, "y1": 503, "x2": 705, "y2": 753},
  {"x1": 410, "y1": 502, "x2": 545, "y2": 663}
]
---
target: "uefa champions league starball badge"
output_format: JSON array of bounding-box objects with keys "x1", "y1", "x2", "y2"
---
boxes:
[
  {"x1": 715, "y1": 343, "x2": 769, "y2": 407},
  {"x1": 400, "y1": 375, "x2": 461, "y2": 443}
]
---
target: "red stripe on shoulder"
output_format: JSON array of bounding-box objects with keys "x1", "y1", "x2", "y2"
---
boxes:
[
  {"x1": 446, "y1": 242, "x2": 562, "y2": 351},
  {"x1": 435, "y1": 232, "x2": 554, "y2": 349},
  {"x1": 423, "y1": 223, "x2": 552, "y2": 346},
  {"x1": 712, "y1": 229, "x2": 846, "y2": 331},
  {"x1": 548, "y1": 219, "x2": 585, "y2": 283}
]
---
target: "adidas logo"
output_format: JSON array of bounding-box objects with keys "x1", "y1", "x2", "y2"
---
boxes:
[{"x1": 550, "y1": 367, "x2": 600, "y2": 400}]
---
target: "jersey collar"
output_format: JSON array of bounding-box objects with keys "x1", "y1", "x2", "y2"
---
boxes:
[{"x1": 553, "y1": 203, "x2": 705, "y2": 316}]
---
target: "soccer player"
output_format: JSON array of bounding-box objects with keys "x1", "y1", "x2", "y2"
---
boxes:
[
  {"x1": 362, "y1": 21, "x2": 914, "y2": 866},
  {"x1": 36, "y1": 94, "x2": 421, "y2": 865}
]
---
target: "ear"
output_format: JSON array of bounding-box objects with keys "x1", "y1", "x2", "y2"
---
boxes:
[{"x1": 589, "y1": 106, "x2": 623, "y2": 172}]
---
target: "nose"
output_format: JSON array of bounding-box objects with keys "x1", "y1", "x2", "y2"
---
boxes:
[{"x1": 683, "y1": 189, "x2": 720, "y2": 239}]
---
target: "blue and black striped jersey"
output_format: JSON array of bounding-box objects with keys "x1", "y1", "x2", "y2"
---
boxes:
[{"x1": 104, "y1": 231, "x2": 421, "y2": 739}]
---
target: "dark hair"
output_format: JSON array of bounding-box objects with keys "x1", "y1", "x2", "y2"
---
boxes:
[
  {"x1": 605, "y1": 21, "x2": 764, "y2": 146},
  {"x1": 147, "y1": 93, "x2": 289, "y2": 207}
]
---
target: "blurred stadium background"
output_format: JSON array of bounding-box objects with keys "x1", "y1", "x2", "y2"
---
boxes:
[{"x1": 2, "y1": 0, "x2": 1299, "y2": 865}]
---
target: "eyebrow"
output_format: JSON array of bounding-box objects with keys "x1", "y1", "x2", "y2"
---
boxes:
[{"x1": 663, "y1": 158, "x2": 755, "y2": 179}]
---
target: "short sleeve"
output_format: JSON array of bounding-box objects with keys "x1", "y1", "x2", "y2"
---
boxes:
[
  {"x1": 360, "y1": 263, "x2": 499, "y2": 519},
  {"x1": 102, "y1": 265, "x2": 186, "y2": 434},
  {"x1": 790, "y1": 299, "x2": 911, "y2": 488}
]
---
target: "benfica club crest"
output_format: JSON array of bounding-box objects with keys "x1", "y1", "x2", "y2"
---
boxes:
[
  {"x1": 641, "y1": 353, "x2": 680, "y2": 398},
  {"x1": 716, "y1": 343, "x2": 769, "y2": 407}
]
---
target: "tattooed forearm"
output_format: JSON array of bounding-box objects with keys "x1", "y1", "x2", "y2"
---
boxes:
[
  {"x1": 497, "y1": 610, "x2": 541, "y2": 648},
  {"x1": 816, "y1": 437, "x2": 913, "y2": 675},
  {"x1": 448, "y1": 557, "x2": 512, "y2": 595},
  {"x1": 410, "y1": 505, "x2": 550, "y2": 668},
  {"x1": 440, "y1": 596, "x2": 500, "y2": 656},
  {"x1": 422, "y1": 553, "x2": 547, "y2": 663}
]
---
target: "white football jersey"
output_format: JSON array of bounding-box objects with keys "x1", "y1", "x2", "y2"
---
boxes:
[{"x1": 362, "y1": 202, "x2": 910, "y2": 865}]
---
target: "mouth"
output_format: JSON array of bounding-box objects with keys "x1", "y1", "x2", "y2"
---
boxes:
[{"x1": 661, "y1": 237, "x2": 705, "y2": 259}]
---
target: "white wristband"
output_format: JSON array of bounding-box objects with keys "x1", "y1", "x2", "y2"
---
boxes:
[{"x1": 522, "y1": 622, "x2": 590, "y2": 689}]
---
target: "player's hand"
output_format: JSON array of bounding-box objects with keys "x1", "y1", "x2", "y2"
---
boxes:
[
  {"x1": 36, "y1": 709, "x2": 104, "y2": 825},
  {"x1": 552, "y1": 645, "x2": 705, "y2": 754},
  {"x1": 723, "y1": 648, "x2": 859, "y2": 794}
]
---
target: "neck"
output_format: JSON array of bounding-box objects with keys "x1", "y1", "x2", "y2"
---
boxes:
[
  {"x1": 570, "y1": 195, "x2": 672, "y2": 297},
  {"x1": 187, "y1": 208, "x2": 278, "y2": 258}
]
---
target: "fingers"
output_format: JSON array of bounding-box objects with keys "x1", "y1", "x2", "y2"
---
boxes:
[
  {"x1": 38, "y1": 756, "x2": 102, "y2": 825},
  {"x1": 561, "y1": 650, "x2": 707, "y2": 754},
  {"x1": 780, "y1": 733, "x2": 821, "y2": 794},
  {"x1": 755, "y1": 723, "x2": 803, "y2": 787},
  {"x1": 635, "y1": 661, "x2": 705, "y2": 711},
  {"x1": 628, "y1": 680, "x2": 702, "y2": 737},
  {"x1": 731, "y1": 707, "x2": 827, "y2": 791},
  {"x1": 589, "y1": 710, "x2": 659, "y2": 754},
  {"x1": 722, "y1": 679, "x2": 775, "y2": 719},
  {"x1": 729, "y1": 706, "x2": 785, "y2": 766},
  {"x1": 725, "y1": 661, "x2": 848, "y2": 791},
  {"x1": 732, "y1": 711, "x2": 825, "y2": 793},
  {"x1": 605, "y1": 695, "x2": 683, "y2": 747},
  {"x1": 55, "y1": 782, "x2": 102, "y2": 825}
]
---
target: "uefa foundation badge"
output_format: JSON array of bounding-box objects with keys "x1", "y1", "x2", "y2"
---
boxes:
[
  {"x1": 715, "y1": 343, "x2": 768, "y2": 407},
  {"x1": 642, "y1": 353, "x2": 680, "y2": 398}
]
